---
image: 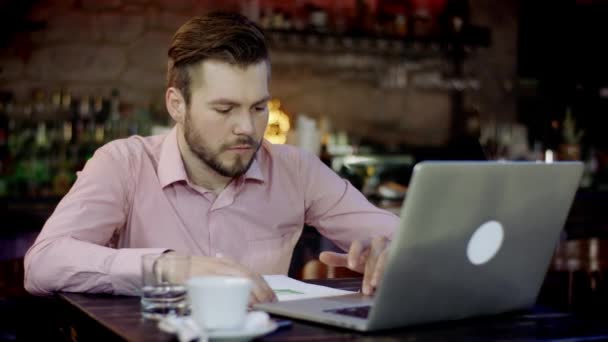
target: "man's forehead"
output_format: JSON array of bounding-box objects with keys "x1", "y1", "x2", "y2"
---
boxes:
[
  {"x1": 187, "y1": 60, "x2": 269, "y2": 104},
  {"x1": 188, "y1": 60, "x2": 269, "y2": 87}
]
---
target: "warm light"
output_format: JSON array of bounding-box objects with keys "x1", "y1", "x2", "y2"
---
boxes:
[{"x1": 264, "y1": 99, "x2": 291, "y2": 144}]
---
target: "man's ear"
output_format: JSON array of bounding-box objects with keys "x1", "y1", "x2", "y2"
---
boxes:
[{"x1": 166, "y1": 87, "x2": 187, "y2": 124}]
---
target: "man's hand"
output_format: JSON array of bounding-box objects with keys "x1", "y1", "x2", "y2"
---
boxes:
[
  {"x1": 318, "y1": 236, "x2": 390, "y2": 296},
  {"x1": 188, "y1": 255, "x2": 277, "y2": 305}
]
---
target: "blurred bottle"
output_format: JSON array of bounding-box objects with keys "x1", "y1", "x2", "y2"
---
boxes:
[
  {"x1": 439, "y1": 0, "x2": 468, "y2": 38},
  {"x1": 581, "y1": 148, "x2": 598, "y2": 188},
  {"x1": 411, "y1": 0, "x2": 433, "y2": 37},
  {"x1": 51, "y1": 88, "x2": 74, "y2": 197},
  {"x1": 52, "y1": 154, "x2": 74, "y2": 196},
  {"x1": 0, "y1": 92, "x2": 12, "y2": 197},
  {"x1": 59, "y1": 89, "x2": 73, "y2": 143},
  {"x1": 34, "y1": 120, "x2": 52, "y2": 197},
  {"x1": 70, "y1": 96, "x2": 82, "y2": 145},
  {"x1": 395, "y1": 14, "x2": 408, "y2": 37},
  {"x1": 79, "y1": 94, "x2": 100, "y2": 166},
  {"x1": 32, "y1": 89, "x2": 47, "y2": 120},
  {"x1": 310, "y1": 8, "x2": 328, "y2": 32},
  {"x1": 559, "y1": 107, "x2": 583, "y2": 161},
  {"x1": 105, "y1": 88, "x2": 122, "y2": 141},
  {"x1": 376, "y1": 0, "x2": 410, "y2": 36},
  {"x1": 135, "y1": 106, "x2": 152, "y2": 137},
  {"x1": 93, "y1": 95, "x2": 109, "y2": 145},
  {"x1": 0, "y1": 93, "x2": 11, "y2": 165},
  {"x1": 79, "y1": 95, "x2": 92, "y2": 145},
  {"x1": 354, "y1": 0, "x2": 372, "y2": 34}
]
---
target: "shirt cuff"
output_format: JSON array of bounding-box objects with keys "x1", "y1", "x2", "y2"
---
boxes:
[{"x1": 108, "y1": 248, "x2": 168, "y2": 296}]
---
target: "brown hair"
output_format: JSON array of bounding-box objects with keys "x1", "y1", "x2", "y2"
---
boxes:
[{"x1": 167, "y1": 12, "x2": 269, "y2": 106}]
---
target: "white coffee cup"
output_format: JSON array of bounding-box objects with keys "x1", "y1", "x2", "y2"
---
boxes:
[{"x1": 186, "y1": 276, "x2": 252, "y2": 331}]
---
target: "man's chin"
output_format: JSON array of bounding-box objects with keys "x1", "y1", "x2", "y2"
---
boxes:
[
  {"x1": 223, "y1": 167, "x2": 249, "y2": 178},
  {"x1": 217, "y1": 158, "x2": 253, "y2": 177}
]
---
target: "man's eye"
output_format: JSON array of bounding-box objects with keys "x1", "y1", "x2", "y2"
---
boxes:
[
  {"x1": 214, "y1": 108, "x2": 231, "y2": 114},
  {"x1": 255, "y1": 106, "x2": 267, "y2": 112}
]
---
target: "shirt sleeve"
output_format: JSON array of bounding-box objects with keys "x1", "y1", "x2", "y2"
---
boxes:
[
  {"x1": 23, "y1": 147, "x2": 168, "y2": 296},
  {"x1": 300, "y1": 150, "x2": 400, "y2": 251}
]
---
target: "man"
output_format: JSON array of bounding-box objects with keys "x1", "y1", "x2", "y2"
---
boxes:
[{"x1": 24, "y1": 13, "x2": 398, "y2": 303}]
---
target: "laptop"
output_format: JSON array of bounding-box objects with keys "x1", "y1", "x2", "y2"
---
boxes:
[{"x1": 255, "y1": 161, "x2": 584, "y2": 331}]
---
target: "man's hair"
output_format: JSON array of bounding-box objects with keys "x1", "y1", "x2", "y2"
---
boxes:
[{"x1": 167, "y1": 12, "x2": 269, "y2": 106}]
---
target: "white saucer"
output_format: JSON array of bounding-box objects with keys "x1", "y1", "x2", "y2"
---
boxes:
[
  {"x1": 158, "y1": 317, "x2": 278, "y2": 342},
  {"x1": 208, "y1": 321, "x2": 278, "y2": 341}
]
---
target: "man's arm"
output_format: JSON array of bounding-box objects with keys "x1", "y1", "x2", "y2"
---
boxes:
[
  {"x1": 299, "y1": 150, "x2": 399, "y2": 293},
  {"x1": 24, "y1": 147, "x2": 167, "y2": 296},
  {"x1": 301, "y1": 152, "x2": 399, "y2": 249}
]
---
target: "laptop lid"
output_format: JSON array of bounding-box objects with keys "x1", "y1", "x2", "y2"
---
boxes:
[{"x1": 366, "y1": 161, "x2": 583, "y2": 330}]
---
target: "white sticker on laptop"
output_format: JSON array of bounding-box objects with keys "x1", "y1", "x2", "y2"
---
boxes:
[{"x1": 466, "y1": 220, "x2": 504, "y2": 265}]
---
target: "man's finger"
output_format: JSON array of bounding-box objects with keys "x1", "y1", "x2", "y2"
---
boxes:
[
  {"x1": 254, "y1": 273, "x2": 277, "y2": 302},
  {"x1": 362, "y1": 252, "x2": 378, "y2": 295},
  {"x1": 247, "y1": 280, "x2": 264, "y2": 304},
  {"x1": 319, "y1": 251, "x2": 349, "y2": 268},
  {"x1": 371, "y1": 248, "x2": 389, "y2": 287},
  {"x1": 249, "y1": 277, "x2": 276, "y2": 304},
  {"x1": 244, "y1": 270, "x2": 275, "y2": 304},
  {"x1": 362, "y1": 237, "x2": 387, "y2": 295},
  {"x1": 347, "y1": 240, "x2": 364, "y2": 270}
]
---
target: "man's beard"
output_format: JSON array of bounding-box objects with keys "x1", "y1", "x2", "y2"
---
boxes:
[{"x1": 184, "y1": 111, "x2": 261, "y2": 178}]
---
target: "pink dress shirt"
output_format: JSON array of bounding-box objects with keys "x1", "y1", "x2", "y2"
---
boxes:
[{"x1": 24, "y1": 127, "x2": 398, "y2": 296}]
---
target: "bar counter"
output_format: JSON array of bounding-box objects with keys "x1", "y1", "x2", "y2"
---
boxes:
[{"x1": 56, "y1": 278, "x2": 608, "y2": 342}]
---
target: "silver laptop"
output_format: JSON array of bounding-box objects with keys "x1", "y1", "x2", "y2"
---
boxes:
[{"x1": 255, "y1": 161, "x2": 583, "y2": 331}]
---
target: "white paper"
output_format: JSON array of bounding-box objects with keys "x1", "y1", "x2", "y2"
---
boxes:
[{"x1": 263, "y1": 275, "x2": 355, "y2": 302}]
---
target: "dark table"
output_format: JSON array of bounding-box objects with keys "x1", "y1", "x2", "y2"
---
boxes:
[{"x1": 58, "y1": 278, "x2": 608, "y2": 341}]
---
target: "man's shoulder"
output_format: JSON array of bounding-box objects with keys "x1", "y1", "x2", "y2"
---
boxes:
[
  {"x1": 259, "y1": 142, "x2": 325, "y2": 181},
  {"x1": 262, "y1": 141, "x2": 315, "y2": 160},
  {"x1": 97, "y1": 134, "x2": 165, "y2": 162},
  {"x1": 261, "y1": 141, "x2": 314, "y2": 166}
]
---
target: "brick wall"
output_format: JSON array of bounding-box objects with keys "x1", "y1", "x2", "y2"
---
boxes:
[{"x1": 0, "y1": 0, "x2": 517, "y2": 147}]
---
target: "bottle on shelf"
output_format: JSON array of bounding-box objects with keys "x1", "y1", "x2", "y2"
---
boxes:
[
  {"x1": 2, "y1": 86, "x2": 169, "y2": 198},
  {"x1": 559, "y1": 107, "x2": 583, "y2": 161},
  {"x1": 93, "y1": 95, "x2": 108, "y2": 145},
  {"x1": 376, "y1": 0, "x2": 410, "y2": 37},
  {"x1": 0, "y1": 92, "x2": 12, "y2": 197},
  {"x1": 105, "y1": 88, "x2": 123, "y2": 142},
  {"x1": 581, "y1": 147, "x2": 598, "y2": 188}
]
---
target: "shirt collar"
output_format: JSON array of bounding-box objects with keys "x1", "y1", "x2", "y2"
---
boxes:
[
  {"x1": 158, "y1": 126, "x2": 266, "y2": 188},
  {"x1": 243, "y1": 156, "x2": 264, "y2": 182},
  {"x1": 158, "y1": 126, "x2": 189, "y2": 188}
]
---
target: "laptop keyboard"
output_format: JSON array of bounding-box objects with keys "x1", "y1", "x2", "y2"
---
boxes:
[{"x1": 324, "y1": 305, "x2": 371, "y2": 319}]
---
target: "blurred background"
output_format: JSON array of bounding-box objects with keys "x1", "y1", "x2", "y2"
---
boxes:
[{"x1": 1, "y1": 0, "x2": 608, "y2": 339}]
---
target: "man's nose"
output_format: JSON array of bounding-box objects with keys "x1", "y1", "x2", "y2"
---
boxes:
[{"x1": 233, "y1": 111, "x2": 255, "y2": 136}]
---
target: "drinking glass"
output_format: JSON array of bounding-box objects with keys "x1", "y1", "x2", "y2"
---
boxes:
[{"x1": 140, "y1": 253, "x2": 190, "y2": 319}]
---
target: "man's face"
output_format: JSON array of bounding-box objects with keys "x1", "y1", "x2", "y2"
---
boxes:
[{"x1": 183, "y1": 60, "x2": 270, "y2": 178}]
